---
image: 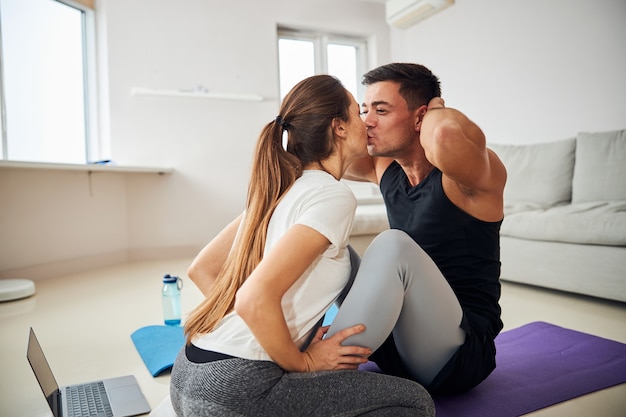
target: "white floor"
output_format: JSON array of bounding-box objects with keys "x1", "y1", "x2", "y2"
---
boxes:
[{"x1": 1, "y1": 258, "x2": 624, "y2": 416}]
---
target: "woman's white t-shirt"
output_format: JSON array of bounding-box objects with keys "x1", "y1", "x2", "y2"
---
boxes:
[{"x1": 192, "y1": 170, "x2": 357, "y2": 361}]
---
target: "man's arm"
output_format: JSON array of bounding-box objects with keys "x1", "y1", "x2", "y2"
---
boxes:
[
  {"x1": 343, "y1": 155, "x2": 393, "y2": 185},
  {"x1": 420, "y1": 98, "x2": 506, "y2": 196}
]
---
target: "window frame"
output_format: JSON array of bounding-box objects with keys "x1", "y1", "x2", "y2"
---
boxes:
[
  {"x1": 0, "y1": 0, "x2": 101, "y2": 164},
  {"x1": 277, "y1": 26, "x2": 369, "y2": 103}
]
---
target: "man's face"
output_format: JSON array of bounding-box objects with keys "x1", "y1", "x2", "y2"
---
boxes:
[{"x1": 361, "y1": 81, "x2": 420, "y2": 158}]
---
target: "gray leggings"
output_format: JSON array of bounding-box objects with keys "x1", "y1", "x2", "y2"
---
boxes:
[
  {"x1": 327, "y1": 229, "x2": 466, "y2": 386},
  {"x1": 170, "y1": 348, "x2": 434, "y2": 416}
]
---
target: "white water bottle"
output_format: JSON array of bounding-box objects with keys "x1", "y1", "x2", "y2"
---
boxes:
[{"x1": 162, "y1": 274, "x2": 183, "y2": 326}]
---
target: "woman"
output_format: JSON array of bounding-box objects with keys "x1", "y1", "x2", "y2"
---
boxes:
[{"x1": 170, "y1": 75, "x2": 434, "y2": 417}]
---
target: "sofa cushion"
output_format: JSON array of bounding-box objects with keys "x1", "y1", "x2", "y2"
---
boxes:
[
  {"x1": 572, "y1": 130, "x2": 626, "y2": 203},
  {"x1": 351, "y1": 204, "x2": 389, "y2": 236},
  {"x1": 490, "y1": 138, "x2": 575, "y2": 209},
  {"x1": 342, "y1": 179, "x2": 384, "y2": 205},
  {"x1": 501, "y1": 201, "x2": 626, "y2": 246}
]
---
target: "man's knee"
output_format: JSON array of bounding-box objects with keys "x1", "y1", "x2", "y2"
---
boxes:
[{"x1": 368, "y1": 229, "x2": 416, "y2": 258}]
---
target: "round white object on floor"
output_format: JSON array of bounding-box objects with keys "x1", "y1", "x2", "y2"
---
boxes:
[{"x1": 0, "y1": 279, "x2": 36, "y2": 302}]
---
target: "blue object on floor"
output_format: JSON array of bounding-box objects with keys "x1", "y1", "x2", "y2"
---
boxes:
[{"x1": 131, "y1": 325, "x2": 185, "y2": 376}]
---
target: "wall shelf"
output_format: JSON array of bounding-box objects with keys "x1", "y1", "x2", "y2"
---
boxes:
[
  {"x1": 0, "y1": 160, "x2": 172, "y2": 174},
  {"x1": 131, "y1": 87, "x2": 265, "y2": 102}
]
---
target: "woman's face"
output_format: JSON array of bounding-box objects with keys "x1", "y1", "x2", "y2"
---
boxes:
[{"x1": 343, "y1": 92, "x2": 369, "y2": 160}]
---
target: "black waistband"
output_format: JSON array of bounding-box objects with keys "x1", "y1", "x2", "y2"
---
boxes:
[{"x1": 185, "y1": 343, "x2": 236, "y2": 364}]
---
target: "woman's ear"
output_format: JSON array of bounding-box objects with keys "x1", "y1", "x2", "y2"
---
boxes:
[{"x1": 332, "y1": 118, "x2": 347, "y2": 139}]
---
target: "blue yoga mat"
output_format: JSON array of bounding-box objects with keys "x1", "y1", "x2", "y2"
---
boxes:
[{"x1": 131, "y1": 325, "x2": 185, "y2": 376}]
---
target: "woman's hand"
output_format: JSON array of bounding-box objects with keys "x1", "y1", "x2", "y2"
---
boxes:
[{"x1": 301, "y1": 324, "x2": 372, "y2": 371}]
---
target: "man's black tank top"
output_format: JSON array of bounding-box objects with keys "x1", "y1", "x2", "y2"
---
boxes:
[{"x1": 377, "y1": 161, "x2": 504, "y2": 394}]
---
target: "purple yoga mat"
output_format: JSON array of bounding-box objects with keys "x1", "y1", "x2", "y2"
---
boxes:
[
  {"x1": 360, "y1": 321, "x2": 626, "y2": 416},
  {"x1": 432, "y1": 321, "x2": 626, "y2": 416}
]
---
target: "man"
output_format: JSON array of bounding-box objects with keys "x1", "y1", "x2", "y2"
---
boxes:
[{"x1": 329, "y1": 63, "x2": 507, "y2": 394}]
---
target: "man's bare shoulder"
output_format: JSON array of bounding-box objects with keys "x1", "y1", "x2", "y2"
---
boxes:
[
  {"x1": 344, "y1": 156, "x2": 392, "y2": 184},
  {"x1": 373, "y1": 157, "x2": 394, "y2": 184}
]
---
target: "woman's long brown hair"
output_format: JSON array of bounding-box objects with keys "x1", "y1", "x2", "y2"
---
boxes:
[{"x1": 184, "y1": 75, "x2": 352, "y2": 343}]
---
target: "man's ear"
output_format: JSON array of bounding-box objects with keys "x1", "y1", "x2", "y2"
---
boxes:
[{"x1": 415, "y1": 104, "x2": 428, "y2": 131}]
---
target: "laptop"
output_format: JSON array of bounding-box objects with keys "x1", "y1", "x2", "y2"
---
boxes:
[{"x1": 27, "y1": 328, "x2": 151, "y2": 417}]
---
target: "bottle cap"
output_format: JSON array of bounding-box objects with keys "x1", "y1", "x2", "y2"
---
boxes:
[{"x1": 163, "y1": 274, "x2": 178, "y2": 283}]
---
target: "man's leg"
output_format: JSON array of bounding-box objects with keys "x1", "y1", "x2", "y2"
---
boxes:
[{"x1": 327, "y1": 229, "x2": 465, "y2": 385}]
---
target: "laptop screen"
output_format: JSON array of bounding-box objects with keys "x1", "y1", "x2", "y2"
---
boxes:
[{"x1": 26, "y1": 328, "x2": 60, "y2": 410}]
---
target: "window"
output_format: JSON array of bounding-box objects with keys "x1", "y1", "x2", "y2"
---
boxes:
[
  {"x1": 0, "y1": 0, "x2": 99, "y2": 164},
  {"x1": 277, "y1": 27, "x2": 368, "y2": 104}
]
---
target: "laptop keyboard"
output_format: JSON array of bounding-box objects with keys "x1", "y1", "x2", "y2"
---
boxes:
[{"x1": 65, "y1": 381, "x2": 113, "y2": 417}]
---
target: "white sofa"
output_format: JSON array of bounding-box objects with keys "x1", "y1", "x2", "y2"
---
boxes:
[
  {"x1": 491, "y1": 129, "x2": 626, "y2": 302},
  {"x1": 346, "y1": 129, "x2": 626, "y2": 303},
  {"x1": 344, "y1": 180, "x2": 389, "y2": 256}
]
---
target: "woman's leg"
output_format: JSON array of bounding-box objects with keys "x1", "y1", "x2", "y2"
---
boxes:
[
  {"x1": 270, "y1": 369, "x2": 434, "y2": 417},
  {"x1": 170, "y1": 346, "x2": 434, "y2": 417},
  {"x1": 327, "y1": 229, "x2": 466, "y2": 385}
]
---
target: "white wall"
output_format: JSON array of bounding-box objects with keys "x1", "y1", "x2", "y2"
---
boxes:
[
  {"x1": 2, "y1": 0, "x2": 624, "y2": 279},
  {"x1": 0, "y1": 0, "x2": 390, "y2": 279},
  {"x1": 0, "y1": 168, "x2": 131, "y2": 277},
  {"x1": 107, "y1": 0, "x2": 391, "y2": 254},
  {"x1": 390, "y1": 0, "x2": 626, "y2": 144}
]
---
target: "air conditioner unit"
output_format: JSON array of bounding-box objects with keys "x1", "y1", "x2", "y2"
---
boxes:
[{"x1": 386, "y1": 0, "x2": 454, "y2": 29}]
